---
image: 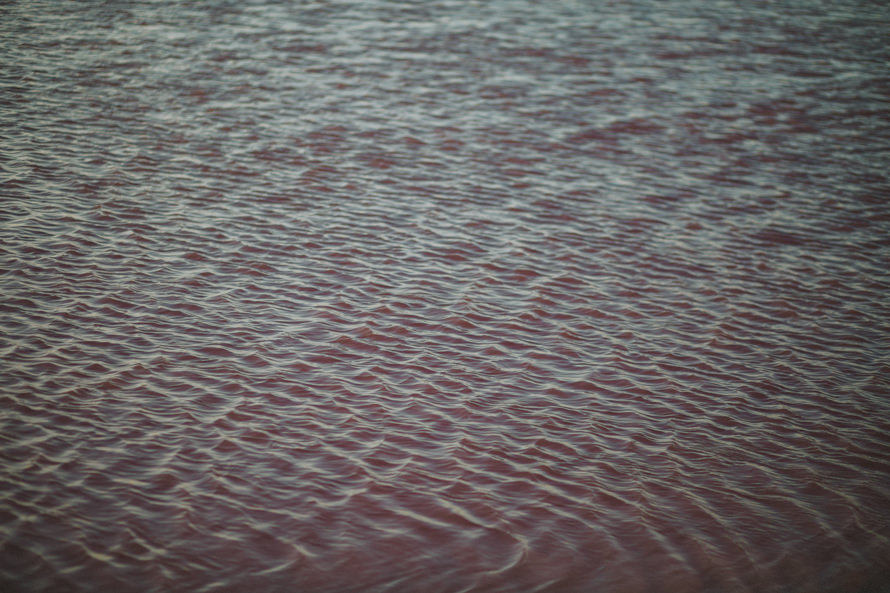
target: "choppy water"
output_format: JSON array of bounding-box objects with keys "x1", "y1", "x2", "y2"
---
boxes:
[{"x1": 2, "y1": 1, "x2": 890, "y2": 592}]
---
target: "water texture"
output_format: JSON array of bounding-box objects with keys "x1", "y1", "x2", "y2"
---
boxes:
[{"x1": 2, "y1": 0, "x2": 890, "y2": 592}]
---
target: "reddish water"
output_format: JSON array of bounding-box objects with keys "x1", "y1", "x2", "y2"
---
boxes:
[{"x1": 2, "y1": 1, "x2": 890, "y2": 592}]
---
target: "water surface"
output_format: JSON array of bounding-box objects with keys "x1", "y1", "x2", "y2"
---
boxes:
[{"x1": 2, "y1": 1, "x2": 890, "y2": 592}]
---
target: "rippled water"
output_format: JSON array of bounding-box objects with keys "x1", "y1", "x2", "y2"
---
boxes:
[{"x1": 3, "y1": 1, "x2": 890, "y2": 592}]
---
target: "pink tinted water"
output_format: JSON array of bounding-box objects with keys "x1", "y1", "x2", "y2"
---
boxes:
[{"x1": 2, "y1": 1, "x2": 890, "y2": 592}]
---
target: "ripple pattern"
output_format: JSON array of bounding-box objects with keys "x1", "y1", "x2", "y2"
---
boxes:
[{"x1": 2, "y1": 1, "x2": 890, "y2": 592}]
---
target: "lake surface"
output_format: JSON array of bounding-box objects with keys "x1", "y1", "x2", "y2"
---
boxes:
[{"x1": 2, "y1": 1, "x2": 890, "y2": 592}]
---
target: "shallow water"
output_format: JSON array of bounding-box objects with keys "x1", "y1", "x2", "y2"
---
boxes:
[{"x1": 2, "y1": 1, "x2": 890, "y2": 592}]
